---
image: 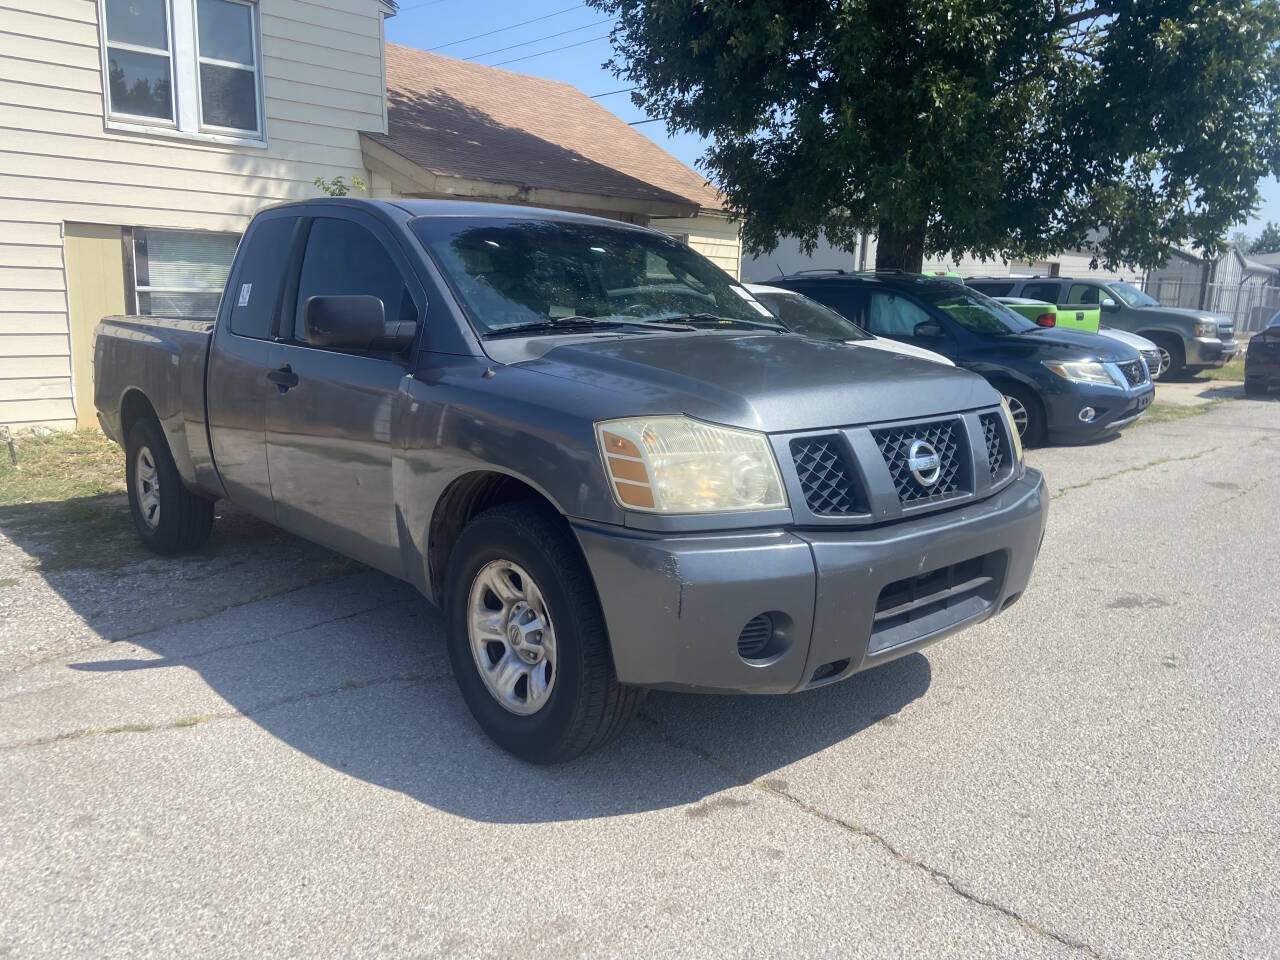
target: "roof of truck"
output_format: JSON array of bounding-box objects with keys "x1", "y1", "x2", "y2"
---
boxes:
[{"x1": 257, "y1": 196, "x2": 656, "y2": 230}]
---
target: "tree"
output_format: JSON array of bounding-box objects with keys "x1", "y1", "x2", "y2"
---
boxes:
[
  {"x1": 590, "y1": 0, "x2": 1280, "y2": 272},
  {"x1": 1249, "y1": 220, "x2": 1280, "y2": 255}
]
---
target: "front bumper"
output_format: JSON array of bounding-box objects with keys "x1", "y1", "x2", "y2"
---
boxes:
[
  {"x1": 1044, "y1": 380, "x2": 1155, "y2": 441},
  {"x1": 573, "y1": 468, "x2": 1048, "y2": 694},
  {"x1": 1187, "y1": 336, "x2": 1238, "y2": 368}
]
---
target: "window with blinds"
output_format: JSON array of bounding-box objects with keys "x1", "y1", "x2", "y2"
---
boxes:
[{"x1": 132, "y1": 228, "x2": 241, "y2": 319}]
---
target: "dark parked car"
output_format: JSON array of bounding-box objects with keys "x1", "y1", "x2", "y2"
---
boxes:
[
  {"x1": 767, "y1": 273, "x2": 1155, "y2": 445},
  {"x1": 93, "y1": 199, "x2": 1047, "y2": 763},
  {"x1": 966, "y1": 276, "x2": 1238, "y2": 378},
  {"x1": 1245, "y1": 316, "x2": 1280, "y2": 397}
]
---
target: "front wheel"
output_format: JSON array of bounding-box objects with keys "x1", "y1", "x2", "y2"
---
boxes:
[
  {"x1": 1244, "y1": 378, "x2": 1269, "y2": 398},
  {"x1": 125, "y1": 418, "x2": 214, "y2": 554},
  {"x1": 999, "y1": 384, "x2": 1045, "y2": 447},
  {"x1": 443, "y1": 502, "x2": 643, "y2": 763}
]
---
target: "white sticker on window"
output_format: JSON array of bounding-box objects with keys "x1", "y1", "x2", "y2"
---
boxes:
[
  {"x1": 731, "y1": 285, "x2": 777, "y2": 318},
  {"x1": 237, "y1": 283, "x2": 252, "y2": 307}
]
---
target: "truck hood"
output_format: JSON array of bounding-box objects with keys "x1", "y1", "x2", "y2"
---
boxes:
[
  {"x1": 1132, "y1": 304, "x2": 1229, "y2": 324},
  {"x1": 517, "y1": 331, "x2": 997, "y2": 432}
]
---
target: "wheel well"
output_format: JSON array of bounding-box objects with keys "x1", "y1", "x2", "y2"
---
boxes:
[
  {"x1": 427, "y1": 472, "x2": 556, "y2": 599},
  {"x1": 120, "y1": 390, "x2": 158, "y2": 440},
  {"x1": 1142, "y1": 330, "x2": 1184, "y2": 360}
]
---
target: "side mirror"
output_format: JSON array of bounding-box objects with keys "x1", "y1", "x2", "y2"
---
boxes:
[
  {"x1": 303, "y1": 295, "x2": 416, "y2": 351},
  {"x1": 1100, "y1": 297, "x2": 1119, "y2": 311},
  {"x1": 913, "y1": 321, "x2": 945, "y2": 338}
]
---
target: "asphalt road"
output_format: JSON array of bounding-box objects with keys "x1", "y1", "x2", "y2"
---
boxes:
[{"x1": 1, "y1": 391, "x2": 1277, "y2": 959}]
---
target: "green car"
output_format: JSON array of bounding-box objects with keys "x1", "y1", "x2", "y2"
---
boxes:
[{"x1": 995, "y1": 296, "x2": 1100, "y2": 333}]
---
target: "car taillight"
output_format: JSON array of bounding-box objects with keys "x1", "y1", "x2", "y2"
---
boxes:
[{"x1": 1035, "y1": 313, "x2": 1056, "y2": 327}]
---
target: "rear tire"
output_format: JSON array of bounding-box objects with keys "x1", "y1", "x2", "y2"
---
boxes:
[
  {"x1": 997, "y1": 383, "x2": 1046, "y2": 447},
  {"x1": 443, "y1": 501, "x2": 643, "y2": 763},
  {"x1": 125, "y1": 418, "x2": 214, "y2": 554}
]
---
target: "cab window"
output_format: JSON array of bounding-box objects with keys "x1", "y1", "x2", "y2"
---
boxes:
[
  {"x1": 866, "y1": 293, "x2": 933, "y2": 337},
  {"x1": 293, "y1": 217, "x2": 416, "y2": 343},
  {"x1": 1065, "y1": 284, "x2": 1102, "y2": 305},
  {"x1": 1022, "y1": 282, "x2": 1062, "y2": 303}
]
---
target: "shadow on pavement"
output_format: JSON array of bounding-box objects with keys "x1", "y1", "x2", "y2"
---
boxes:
[{"x1": 3, "y1": 496, "x2": 932, "y2": 823}]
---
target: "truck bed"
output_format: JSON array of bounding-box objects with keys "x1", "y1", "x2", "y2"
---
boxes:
[{"x1": 94, "y1": 314, "x2": 220, "y2": 498}]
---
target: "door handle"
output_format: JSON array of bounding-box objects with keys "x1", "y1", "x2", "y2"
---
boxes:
[{"x1": 267, "y1": 364, "x2": 299, "y2": 392}]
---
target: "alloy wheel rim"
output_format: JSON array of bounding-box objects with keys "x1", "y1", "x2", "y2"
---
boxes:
[
  {"x1": 467, "y1": 559, "x2": 557, "y2": 716},
  {"x1": 1158, "y1": 346, "x2": 1172, "y2": 375},
  {"x1": 134, "y1": 446, "x2": 161, "y2": 529},
  {"x1": 1003, "y1": 394, "x2": 1029, "y2": 437}
]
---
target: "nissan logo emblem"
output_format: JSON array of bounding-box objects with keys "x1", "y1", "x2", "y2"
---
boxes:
[{"x1": 907, "y1": 439, "x2": 942, "y2": 487}]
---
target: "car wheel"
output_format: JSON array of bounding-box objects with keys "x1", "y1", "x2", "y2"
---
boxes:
[
  {"x1": 1244, "y1": 378, "x2": 1268, "y2": 398},
  {"x1": 443, "y1": 501, "x2": 644, "y2": 763},
  {"x1": 125, "y1": 418, "x2": 214, "y2": 554},
  {"x1": 1151, "y1": 335, "x2": 1185, "y2": 379},
  {"x1": 999, "y1": 384, "x2": 1045, "y2": 447}
]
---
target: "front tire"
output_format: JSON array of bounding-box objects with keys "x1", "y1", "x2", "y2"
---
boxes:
[
  {"x1": 1151, "y1": 335, "x2": 1185, "y2": 380},
  {"x1": 125, "y1": 418, "x2": 214, "y2": 554},
  {"x1": 443, "y1": 502, "x2": 643, "y2": 763},
  {"x1": 999, "y1": 383, "x2": 1046, "y2": 447},
  {"x1": 1244, "y1": 378, "x2": 1269, "y2": 398}
]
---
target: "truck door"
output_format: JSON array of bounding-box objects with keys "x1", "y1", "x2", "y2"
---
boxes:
[
  {"x1": 206, "y1": 213, "x2": 302, "y2": 520},
  {"x1": 264, "y1": 212, "x2": 421, "y2": 575}
]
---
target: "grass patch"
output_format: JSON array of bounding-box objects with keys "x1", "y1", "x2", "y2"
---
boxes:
[
  {"x1": 1198, "y1": 353, "x2": 1247, "y2": 382},
  {"x1": 1135, "y1": 400, "x2": 1220, "y2": 426},
  {"x1": 0, "y1": 430, "x2": 124, "y2": 506}
]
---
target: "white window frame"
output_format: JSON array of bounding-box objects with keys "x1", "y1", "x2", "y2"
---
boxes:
[
  {"x1": 97, "y1": 0, "x2": 267, "y2": 148},
  {"x1": 194, "y1": 0, "x2": 265, "y2": 139},
  {"x1": 99, "y1": 0, "x2": 179, "y2": 128}
]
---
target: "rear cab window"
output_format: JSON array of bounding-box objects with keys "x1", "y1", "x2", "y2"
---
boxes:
[
  {"x1": 1021, "y1": 282, "x2": 1064, "y2": 304},
  {"x1": 228, "y1": 216, "x2": 301, "y2": 339}
]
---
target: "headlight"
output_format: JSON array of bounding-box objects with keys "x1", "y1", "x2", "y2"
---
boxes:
[
  {"x1": 1041, "y1": 360, "x2": 1122, "y2": 387},
  {"x1": 597, "y1": 416, "x2": 787, "y2": 513},
  {"x1": 1195, "y1": 319, "x2": 1217, "y2": 337},
  {"x1": 999, "y1": 396, "x2": 1025, "y2": 472}
]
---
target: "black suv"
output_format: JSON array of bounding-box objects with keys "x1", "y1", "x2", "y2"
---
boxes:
[
  {"x1": 768, "y1": 272, "x2": 1154, "y2": 445},
  {"x1": 965, "y1": 276, "x2": 1238, "y2": 378}
]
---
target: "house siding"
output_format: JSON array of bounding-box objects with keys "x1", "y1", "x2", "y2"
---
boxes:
[
  {"x1": 0, "y1": 0, "x2": 391, "y2": 429},
  {"x1": 652, "y1": 213, "x2": 742, "y2": 279}
]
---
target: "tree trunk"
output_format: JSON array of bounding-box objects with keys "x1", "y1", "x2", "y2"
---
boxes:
[{"x1": 875, "y1": 220, "x2": 927, "y2": 273}]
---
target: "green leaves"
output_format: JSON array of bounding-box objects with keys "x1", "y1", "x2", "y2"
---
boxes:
[{"x1": 590, "y1": 0, "x2": 1280, "y2": 270}]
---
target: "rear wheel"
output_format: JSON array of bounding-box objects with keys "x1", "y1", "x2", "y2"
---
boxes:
[
  {"x1": 443, "y1": 502, "x2": 643, "y2": 763},
  {"x1": 1244, "y1": 378, "x2": 1269, "y2": 398},
  {"x1": 125, "y1": 418, "x2": 214, "y2": 554},
  {"x1": 998, "y1": 383, "x2": 1045, "y2": 447}
]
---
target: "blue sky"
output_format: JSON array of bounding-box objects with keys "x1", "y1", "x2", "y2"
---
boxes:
[{"x1": 387, "y1": 0, "x2": 1280, "y2": 238}]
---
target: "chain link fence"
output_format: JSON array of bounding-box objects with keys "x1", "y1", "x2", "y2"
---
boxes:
[{"x1": 1141, "y1": 277, "x2": 1280, "y2": 334}]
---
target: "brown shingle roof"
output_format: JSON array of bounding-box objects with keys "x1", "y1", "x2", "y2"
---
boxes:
[{"x1": 370, "y1": 43, "x2": 725, "y2": 213}]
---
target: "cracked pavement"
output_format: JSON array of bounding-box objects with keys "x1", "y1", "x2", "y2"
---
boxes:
[{"x1": 1, "y1": 393, "x2": 1278, "y2": 958}]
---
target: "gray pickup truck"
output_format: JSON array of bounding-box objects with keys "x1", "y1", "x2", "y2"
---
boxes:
[
  {"x1": 94, "y1": 198, "x2": 1048, "y2": 762},
  {"x1": 966, "y1": 276, "x2": 1238, "y2": 378}
]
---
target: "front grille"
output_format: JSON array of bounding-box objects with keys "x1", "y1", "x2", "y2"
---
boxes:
[
  {"x1": 1218, "y1": 322, "x2": 1235, "y2": 341},
  {"x1": 1117, "y1": 359, "x2": 1147, "y2": 387},
  {"x1": 1140, "y1": 349, "x2": 1162, "y2": 379},
  {"x1": 790, "y1": 436, "x2": 867, "y2": 515},
  {"x1": 871, "y1": 419, "x2": 965, "y2": 505},
  {"x1": 870, "y1": 553, "x2": 1003, "y2": 654},
  {"x1": 979, "y1": 412, "x2": 1010, "y2": 481}
]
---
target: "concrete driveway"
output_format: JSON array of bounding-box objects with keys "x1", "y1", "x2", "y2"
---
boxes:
[{"x1": 2, "y1": 392, "x2": 1277, "y2": 959}]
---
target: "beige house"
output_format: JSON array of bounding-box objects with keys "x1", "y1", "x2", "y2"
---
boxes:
[
  {"x1": 363, "y1": 44, "x2": 741, "y2": 276},
  {"x1": 0, "y1": 12, "x2": 740, "y2": 432},
  {"x1": 1, "y1": 0, "x2": 399, "y2": 430}
]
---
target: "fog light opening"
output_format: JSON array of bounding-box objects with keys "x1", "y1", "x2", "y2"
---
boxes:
[
  {"x1": 736, "y1": 611, "x2": 791, "y2": 664},
  {"x1": 1078, "y1": 406, "x2": 1096, "y2": 423}
]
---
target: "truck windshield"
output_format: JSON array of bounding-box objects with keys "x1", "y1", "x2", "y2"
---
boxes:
[
  {"x1": 411, "y1": 217, "x2": 777, "y2": 336},
  {"x1": 1107, "y1": 282, "x2": 1159, "y2": 308},
  {"x1": 911, "y1": 285, "x2": 1037, "y2": 335}
]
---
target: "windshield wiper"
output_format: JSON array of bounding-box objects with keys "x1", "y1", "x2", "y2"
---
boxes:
[
  {"x1": 661, "y1": 313, "x2": 785, "y2": 331},
  {"x1": 483, "y1": 316, "x2": 676, "y2": 339}
]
